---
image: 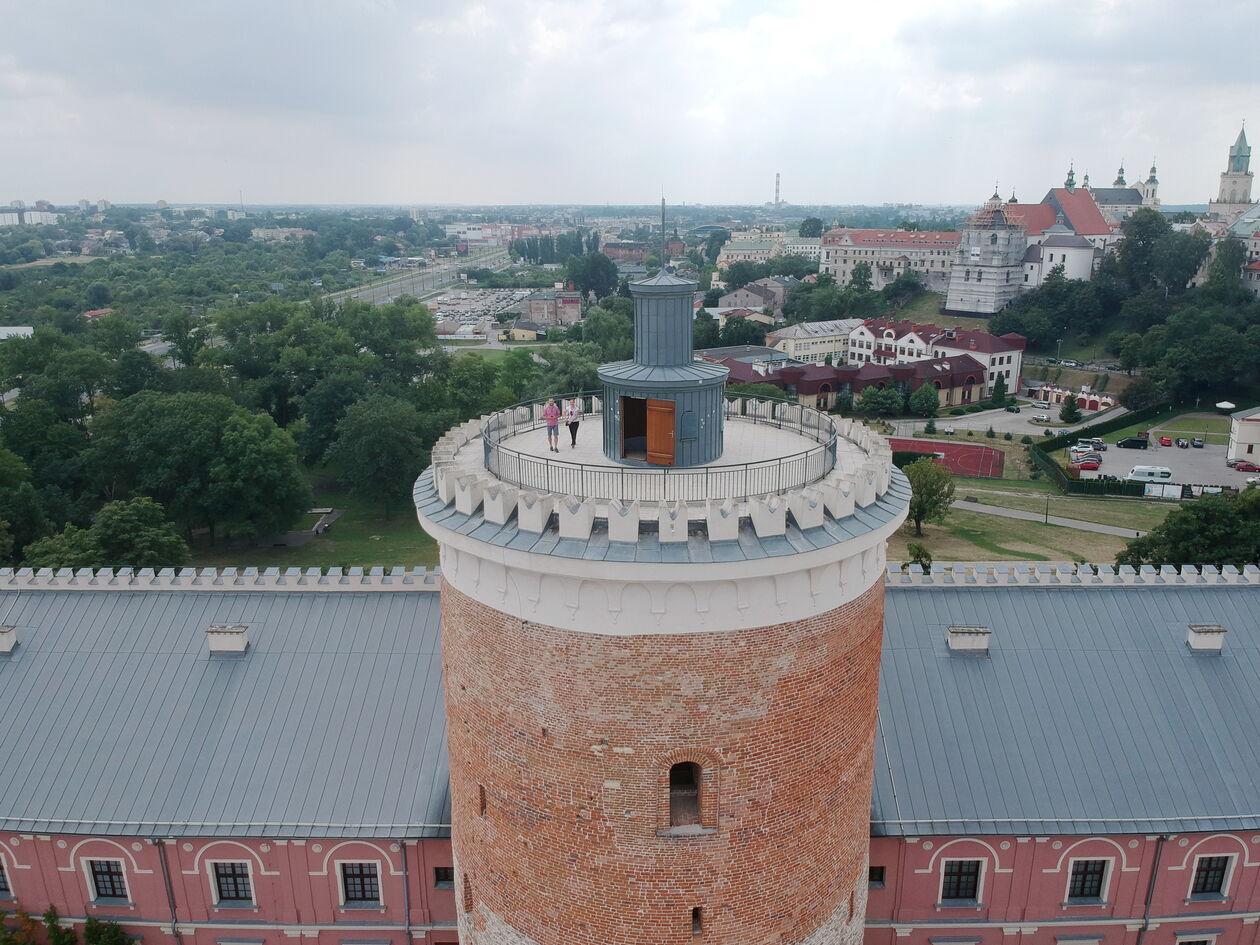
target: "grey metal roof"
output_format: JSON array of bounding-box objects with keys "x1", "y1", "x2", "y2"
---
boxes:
[
  {"x1": 597, "y1": 357, "x2": 729, "y2": 385},
  {"x1": 0, "y1": 590, "x2": 448, "y2": 838},
  {"x1": 874, "y1": 585, "x2": 1260, "y2": 836},
  {"x1": 1090, "y1": 187, "x2": 1144, "y2": 205}
]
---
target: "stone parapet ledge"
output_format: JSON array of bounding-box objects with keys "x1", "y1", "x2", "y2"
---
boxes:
[
  {"x1": 885, "y1": 562, "x2": 1260, "y2": 586},
  {"x1": 423, "y1": 405, "x2": 899, "y2": 545},
  {"x1": 0, "y1": 565, "x2": 441, "y2": 591}
]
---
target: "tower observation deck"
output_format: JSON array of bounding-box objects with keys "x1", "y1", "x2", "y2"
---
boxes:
[{"x1": 414, "y1": 263, "x2": 910, "y2": 945}]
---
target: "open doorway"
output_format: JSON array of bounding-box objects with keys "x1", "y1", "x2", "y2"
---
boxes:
[{"x1": 621, "y1": 396, "x2": 647, "y2": 460}]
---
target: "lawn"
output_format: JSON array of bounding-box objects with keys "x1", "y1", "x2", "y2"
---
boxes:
[
  {"x1": 953, "y1": 482, "x2": 1177, "y2": 531},
  {"x1": 1096, "y1": 406, "x2": 1184, "y2": 443},
  {"x1": 888, "y1": 508, "x2": 1129, "y2": 564},
  {"x1": 190, "y1": 481, "x2": 439, "y2": 570},
  {"x1": 895, "y1": 292, "x2": 991, "y2": 329},
  {"x1": 1154, "y1": 414, "x2": 1231, "y2": 444}
]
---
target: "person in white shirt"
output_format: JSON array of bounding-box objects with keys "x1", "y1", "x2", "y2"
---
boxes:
[{"x1": 564, "y1": 398, "x2": 582, "y2": 448}]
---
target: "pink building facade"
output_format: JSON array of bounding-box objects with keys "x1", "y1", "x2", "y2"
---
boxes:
[
  {"x1": 868, "y1": 831, "x2": 1259, "y2": 945},
  {"x1": 0, "y1": 834, "x2": 458, "y2": 944}
]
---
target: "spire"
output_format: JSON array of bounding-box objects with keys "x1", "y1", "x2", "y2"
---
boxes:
[
  {"x1": 1009, "y1": 189, "x2": 1018, "y2": 203},
  {"x1": 1228, "y1": 123, "x2": 1251, "y2": 174},
  {"x1": 1147, "y1": 158, "x2": 1158, "y2": 184},
  {"x1": 660, "y1": 197, "x2": 667, "y2": 266},
  {"x1": 1065, "y1": 162, "x2": 1076, "y2": 193},
  {"x1": 1113, "y1": 160, "x2": 1126, "y2": 187},
  {"x1": 1083, "y1": 171, "x2": 1091, "y2": 189}
]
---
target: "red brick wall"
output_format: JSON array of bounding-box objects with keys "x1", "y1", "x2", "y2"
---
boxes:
[{"x1": 441, "y1": 580, "x2": 886, "y2": 944}]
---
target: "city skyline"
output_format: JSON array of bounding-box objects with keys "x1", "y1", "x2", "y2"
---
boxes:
[{"x1": 1, "y1": 0, "x2": 1255, "y2": 206}]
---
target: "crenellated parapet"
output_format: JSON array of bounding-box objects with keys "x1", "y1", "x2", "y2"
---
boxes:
[
  {"x1": 887, "y1": 562, "x2": 1260, "y2": 586},
  {"x1": 0, "y1": 565, "x2": 440, "y2": 591}
]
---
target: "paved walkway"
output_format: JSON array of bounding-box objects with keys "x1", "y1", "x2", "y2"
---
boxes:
[{"x1": 952, "y1": 500, "x2": 1146, "y2": 538}]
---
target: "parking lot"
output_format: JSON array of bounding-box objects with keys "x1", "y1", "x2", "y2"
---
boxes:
[{"x1": 1076, "y1": 440, "x2": 1257, "y2": 489}]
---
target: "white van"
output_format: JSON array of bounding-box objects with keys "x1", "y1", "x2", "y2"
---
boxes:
[{"x1": 1127, "y1": 465, "x2": 1173, "y2": 482}]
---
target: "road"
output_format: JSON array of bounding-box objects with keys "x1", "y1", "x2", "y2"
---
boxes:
[
  {"x1": 890, "y1": 400, "x2": 1128, "y2": 439},
  {"x1": 328, "y1": 247, "x2": 511, "y2": 306}
]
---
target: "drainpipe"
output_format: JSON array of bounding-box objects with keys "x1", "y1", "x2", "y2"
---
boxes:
[
  {"x1": 154, "y1": 838, "x2": 184, "y2": 945},
  {"x1": 1135, "y1": 835, "x2": 1167, "y2": 945},
  {"x1": 399, "y1": 839, "x2": 414, "y2": 945}
]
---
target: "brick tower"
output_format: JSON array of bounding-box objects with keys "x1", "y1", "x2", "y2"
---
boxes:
[{"x1": 414, "y1": 267, "x2": 909, "y2": 944}]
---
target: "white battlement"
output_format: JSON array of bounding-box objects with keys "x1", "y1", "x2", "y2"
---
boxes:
[
  {"x1": 887, "y1": 562, "x2": 1260, "y2": 586},
  {"x1": 0, "y1": 566, "x2": 441, "y2": 591}
]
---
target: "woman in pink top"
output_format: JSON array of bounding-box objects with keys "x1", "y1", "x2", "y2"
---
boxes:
[{"x1": 542, "y1": 398, "x2": 561, "y2": 452}]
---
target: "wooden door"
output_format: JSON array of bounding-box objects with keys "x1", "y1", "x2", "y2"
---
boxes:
[{"x1": 646, "y1": 398, "x2": 676, "y2": 466}]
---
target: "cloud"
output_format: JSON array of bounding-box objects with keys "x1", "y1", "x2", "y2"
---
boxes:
[{"x1": 0, "y1": 0, "x2": 1255, "y2": 205}]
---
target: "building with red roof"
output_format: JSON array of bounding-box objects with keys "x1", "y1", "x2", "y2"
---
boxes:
[{"x1": 820, "y1": 228, "x2": 960, "y2": 292}]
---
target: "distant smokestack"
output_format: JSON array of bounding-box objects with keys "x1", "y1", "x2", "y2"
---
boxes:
[{"x1": 775, "y1": 172, "x2": 781, "y2": 208}]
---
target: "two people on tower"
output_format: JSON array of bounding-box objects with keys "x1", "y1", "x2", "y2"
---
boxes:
[{"x1": 543, "y1": 397, "x2": 582, "y2": 451}]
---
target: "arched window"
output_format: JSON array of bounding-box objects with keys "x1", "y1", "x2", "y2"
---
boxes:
[
  {"x1": 669, "y1": 762, "x2": 701, "y2": 826},
  {"x1": 989, "y1": 233, "x2": 998, "y2": 245}
]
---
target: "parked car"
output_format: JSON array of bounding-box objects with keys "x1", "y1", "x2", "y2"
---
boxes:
[
  {"x1": 1005, "y1": 405, "x2": 1021, "y2": 413},
  {"x1": 1248, "y1": 477, "x2": 1260, "y2": 485},
  {"x1": 1075, "y1": 459, "x2": 1101, "y2": 470},
  {"x1": 1176, "y1": 438, "x2": 1190, "y2": 448},
  {"x1": 1234, "y1": 461, "x2": 1260, "y2": 472},
  {"x1": 1032, "y1": 413, "x2": 1051, "y2": 422},
  {"x1": 1191, "y1": 437, "x2": 1205, "y2": 448},
  {"x1": 1061, "y1": 359, "x2": 1082, "y2": 367},
  {"x1": 1158, "y1": 436, "x2": 1173, "y2": 446},
  {"x1": 1117, "y1": 437, "x2": 1149, "y2": 449}
]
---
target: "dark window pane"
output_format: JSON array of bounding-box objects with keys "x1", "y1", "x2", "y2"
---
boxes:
[
  {"x1": 868, "y1": 866, "x2": 886, "y2": 887},
  {"x1": 214, "y1": 862, "x2": 253, "y2": 902},
  {"x1": 434, "y1": 866, "x2": 454, "y2": 888},
  {"x1": 0, "y1": 863, "x2": 9, "y2": 895},
  {"x1": 941, "y1": 860, "x2": 981, "y2": 901},
  {"x1": 1192, "y1": 856, "x2": 1229, "y2": 895},
  {"x1": 342, "y1": 863, "x2": 380, "y2": 903},
  {"x1": 1068, "y1": 859, "x2": 1107, "y2": 899},
  {"x1": 669, "y1": 762, "x2": 701, "y2": 827},
  {"x1": 90, "y1": 860, "x2": 127, "y2": 900}
]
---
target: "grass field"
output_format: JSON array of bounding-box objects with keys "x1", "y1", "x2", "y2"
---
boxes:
[
  {"x1": 953, "y1": 481, "x2": 1176, "y2": 531},
  {"x1": 895, "y1": 292, "x2": 992, "y2": 329},
  {"x1": 888, "y1": 509, "x2": 1128, "y2": 563},
  {"x1": 190, "y1": 481, "x2": 439, "y2": 570}
]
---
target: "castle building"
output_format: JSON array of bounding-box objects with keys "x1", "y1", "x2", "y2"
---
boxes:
[
  {"x1": 820, "y1": 228, "x2": 961, "y2": 292},
  {"x1": 415, "y1": 266, "x2": 909, "y2": 944},
  {"x1": 1086, "y1": 160, "x2": 1160, "y2": 223},
  {"x1": 943, "y1": 192, "x2": 1026, "y2": 315},
  {"x1": 1209, "y1": 126, "x2": 1255, "y2": 221}
]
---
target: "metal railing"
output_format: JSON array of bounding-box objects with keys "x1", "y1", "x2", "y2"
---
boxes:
[{"x1": 480, "y1": 391, "x2": 844, "y2": 502}]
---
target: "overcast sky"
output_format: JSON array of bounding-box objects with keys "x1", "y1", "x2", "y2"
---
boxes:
[{"x1": 2, "y1": 0, "x2": 1254, "y2": 208}]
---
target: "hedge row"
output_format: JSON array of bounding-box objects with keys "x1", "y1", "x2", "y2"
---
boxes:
[{"x1": 1039, "y1": 404, "x2": 1165, "y2": 453}]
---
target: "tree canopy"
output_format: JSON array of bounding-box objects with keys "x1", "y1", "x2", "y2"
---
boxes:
[{"x1": 904, "y1": 457, "x2": 956, "y2": 537}]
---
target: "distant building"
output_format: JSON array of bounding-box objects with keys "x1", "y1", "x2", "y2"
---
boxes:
[
  {"x1": 1228, "y1": 404, "x2": 1260, "y2": 463},
  {"x1": 766, "y1": 318, "x2": 865, "y2": 364},
  {"x1": 526, "y1": 286, "x2": 582, "y2": 325},
  {"x1": 507, "y1": 320, "x2": 547, "y2": 342},
  {"x1": 602, "y1": 241, "x2": 649, "y2": 262},
  {"x1": 409, "y1": 208, "x2": 423, "y2": 223},
  {"x1": 782, "y1": 235, "x2": 823, "y2": 260},
  {"x1": 77, "y1": 199, "x2": 90, "y2": 211},
  {"x1": 820, "y1": 228, "x2": 960, "y2": 292},
  {"x1": 251, "y1": 227, "x2": 317, "y2": 242},
  {"x1": 847, "y1": 317, "x2": 1024, "y2": 397},
  {"x1": 80, "y1": 308, "x2": 115, "y2": 320},
  {"x1": 0, "y1": 211, "x2": 20, "y2": 226},
  {"x1": 0, "y1": 326, "x2": 35, "y2": 340},
  {"x1": 96, "y1": 199, "x2": 111, "y2": 212},
  {"x1": 155, "y1": 199, "x2": 168, "y2": 210},
  {"x1": 21, "y1": 210, "x2": 60, "y2": 225},
  {"x1": 715, "y1": 239, "x2": 783, "y2": 268},
  {"x1": 1209, "y1": 126, "x2": 1255, "y2": 221},
  {"x1": 1083, "y1": 161, "x2": 1159, "y2": 223}
]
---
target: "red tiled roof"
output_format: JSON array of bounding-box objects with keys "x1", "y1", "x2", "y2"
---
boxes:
[
  {"x1": 821, "y1": 228, "x2": 960, "y2": 248},
  {"x1": 1245, "y1": 261, "x2": 1260, "y2": 271},
  {"x1": 1001, "y1": 203, "x2": 1058, "y2": 235},
  {"x1": 1043, "y1": 188, "x2": 1112, "y2": 236},
  {"x1": 81, "y1": 308, "x2": 115, "y2": 319}
]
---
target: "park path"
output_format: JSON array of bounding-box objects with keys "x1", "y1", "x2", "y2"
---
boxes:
[{"x1": 952, "y1": 501, "x2": 1146, "y2": 538}]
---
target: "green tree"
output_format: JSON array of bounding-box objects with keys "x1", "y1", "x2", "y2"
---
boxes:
[
  {"x1": 1115, "y1": 208, "x2": 1171, "y2": 288},
  {"x1": 718, "y1": 316, "x2": 766, "y2": 347},
  {"x1": 162, "y1": 311, "x2": 205, "y2": 369},
  {"x1": 693, "y1": 308, "x2": 720, "y2": 349},
  {"x1": 798, "y1": 217, "x2": 825, "y2": 238},
  {"x1": 209, "y1": 413, "x2": 312, "y2": 537},
  {"x1": 904, "y1": 456, "x2": 955, "y2": 537},
  {"x1": 907, "y1": 382, "x2": 940, "y2": 417},
  {"x1": 1118, "y1": 488, "x2": 1260, "y2": 568},
  {"x1": 849, "y1": 261, "x2": 873, "y2": 291},
  {"x1": 1059, "y1": 397, "x2": 1082, "y2": 423},
  {"x1": 534, "y1": 343, "x2": 602, "y2": 394},
  {"x1": 326, "y1": 395, "x2": 425, "y2": 517},
  {"x1": 1151, "y1": 230, "x2": 1211, "y2": 294},
  {"x1": 989, "y1": 372, "x2": 1007, "y2": 405},
  {"x1": 567, "y1": 252, "x2": 618, "y2": 298},
  {"x1": 448, "y1": 351, "x2": 503, "y2": 417},
  {"x1": 581, "y1": 305, "x2": 634, "y2": 361},
  {"x1": 24, "y1": 497, "x2": 189, "y2": 569},
  {"x1": 296, "y1": 372, "x2": 369, "y2": 462},
  {"x1": 856, "y1": 384, "x2": 903, "y2": 418},
  {"x1": 43, "y1": 909, "x2": 78, "y2": 945},
  {"x1": 85, "y1": 283, "x2": 112, "y2": 308},
  {"x1": 1118, "y1": 375, "x2": 1162, "y2": 411},
  {"x1": 1207, "y1": 236, "x2": 1248, "y2": 298},
  {"x1": 727, "y1": 382, "x2": 789, "y2": 400},
  {"x1": 904, "y1": 542, "x2": 933, "y2": 571},
  {"x1": 87, "y1": 312, "x2": 139, "y2": 359},
  {"x1": 703, "y1": 229, "x2": 729, "y2": 264}
]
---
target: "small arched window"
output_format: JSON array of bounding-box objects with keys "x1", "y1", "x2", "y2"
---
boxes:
[
  {"x1": 989, "y1": 233, "x2": 998, "y2": 245},
  {"x1": 669, "y1": 762, "x2": 701, "y2": 826}
]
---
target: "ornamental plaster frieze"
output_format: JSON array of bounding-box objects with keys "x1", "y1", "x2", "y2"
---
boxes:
[{"x1": 434, "y1": 524, "x2": 893, "y2": 635}]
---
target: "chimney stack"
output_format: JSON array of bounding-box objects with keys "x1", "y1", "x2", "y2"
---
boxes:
[
  {"x1": 0, "y1": 625, "x2": 16, "y2": 655},
  {"x1": 947, "y1": 625, "x2": 991, "y2": 654},
  {"x1": 1187, "y1": 624, "x2": 1226, "y2": 654},
  {"x1": 207, "y1": 624, "x2": 249, "y2": 655}
]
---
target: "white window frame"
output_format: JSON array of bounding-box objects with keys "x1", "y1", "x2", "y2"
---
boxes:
[
  {"x1": 0, "y1": 850, "x2": 12, "y2": 899},
  {"x1": 1187, "y1": 853, "x2": 1236, "y2": 900},
  {"x1": 336, "y1": 859, "x2": 384, "y2": 908},
  {"x1": 83, "y1": 856, "x2": 129, "y2": 903},
  {"x1": 938, "y1": 857, "x2": 986, "y2": 905},
  {"x1": 1064, "y1": 856, "x2": 1113, "y2": 904},
  {"x1": 206, "y1": 859, "x2": 255, "y2": 907},
  {"x1": 1175, "y1": 934, "x2": 1220, "y2": 945}
]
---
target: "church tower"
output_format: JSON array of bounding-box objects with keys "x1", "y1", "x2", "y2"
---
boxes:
[
  {"x1": 1140, "y1": 161, "x2": 1160, "y2": 206},
  {"x1": 1210, "y1": 125, "x2": 1255, "y2": 220},
  {"x1": 945, "y1": 190, "x2": 1028, "y2": 315},
  {"x1": 415, "y1": 263, "x2": 909, "y2": 944}
]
